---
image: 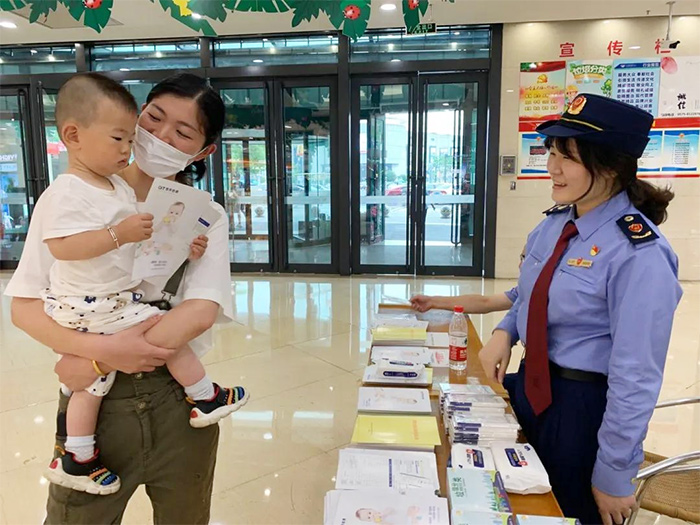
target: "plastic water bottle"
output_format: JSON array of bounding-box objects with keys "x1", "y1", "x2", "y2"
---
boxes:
[{"x1": 449, "y1": 305, "x2": 468, "y2": 371}]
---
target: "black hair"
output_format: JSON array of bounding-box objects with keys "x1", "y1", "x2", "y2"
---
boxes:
[
  {"x1": 146, "y1": 73, "x2": 225, "y2": 186},
  {"x1": 544, "y1": 136, "x2": 673, "y2": 225},
  {"x1": 56, "y1": 73, "x2": 137, "y2": 138}
]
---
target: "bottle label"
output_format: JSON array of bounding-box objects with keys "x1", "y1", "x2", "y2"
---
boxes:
[{"x1": 449, "y1": 334, "x2": 468, "y2": 362}]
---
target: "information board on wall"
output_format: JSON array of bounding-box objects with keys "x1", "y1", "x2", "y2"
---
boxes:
[{"x1": 517, "y1": 56, "x2": 700, "y2": 179}]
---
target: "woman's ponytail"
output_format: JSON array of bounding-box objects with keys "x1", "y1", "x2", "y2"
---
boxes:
[{"x1": 625, "y1": 177, "x2": 674, "y2": 225}]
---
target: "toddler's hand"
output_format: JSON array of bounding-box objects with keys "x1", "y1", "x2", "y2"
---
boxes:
[
  {"x1": 189, "y1": 235, "x2": 208, "y2": 261},
  {"x1": 115, "y1": 213, "x2": 154, "y2": 244}
]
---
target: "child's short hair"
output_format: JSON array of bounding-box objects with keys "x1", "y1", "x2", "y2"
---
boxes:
[{"x1": 55, "y1": 73, "x2": 137, "y2": 138}]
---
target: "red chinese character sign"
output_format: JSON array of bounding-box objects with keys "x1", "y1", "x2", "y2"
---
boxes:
[
  {"x1": 607, "y1": 40, "x2": 623, "y2": 56},
  {"x1": 559, "y1": 42, "x2": 575, "y2": 58}
]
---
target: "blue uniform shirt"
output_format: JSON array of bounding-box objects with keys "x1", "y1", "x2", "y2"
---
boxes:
[
  {"x1": 497, "y1": 191, "x2": 682, "y2": 496},
  {"x1": 504, "y1": 286, "x2": 519, "y2": 304}
]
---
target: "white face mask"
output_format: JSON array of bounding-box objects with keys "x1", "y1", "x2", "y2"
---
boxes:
[{"x1": 132, "y1": 125, "x2": 205, "y2": 179}]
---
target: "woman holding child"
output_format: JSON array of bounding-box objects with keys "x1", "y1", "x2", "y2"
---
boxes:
[{"x1": 6, "y1": 73, "x2": 235, "y2": 524}]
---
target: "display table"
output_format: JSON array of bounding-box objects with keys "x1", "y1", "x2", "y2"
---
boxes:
[{"x1": 377, "y1": 304, "x2": 563, "y2": 517}]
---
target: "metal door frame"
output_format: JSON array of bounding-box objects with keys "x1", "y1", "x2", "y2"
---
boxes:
[
  {"x1": 416, "y1": 72, "x2": 488, "y2": 277},
  {"x1": 211, "y1": 79, "x2": 277, "y2": 273},
  {"x1": 275, "y1": 76, "x2": 339, "y2": 274},
  {"x1": 350, "y1": 75, "x2": 416, "y2": 275}
]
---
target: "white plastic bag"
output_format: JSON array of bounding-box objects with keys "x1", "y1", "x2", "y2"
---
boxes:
[{"x1": 490, "y1": 442, "x2": 552, "y2": 495}]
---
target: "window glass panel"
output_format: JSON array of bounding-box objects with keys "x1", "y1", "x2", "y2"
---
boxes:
[
  {"x1": 351, "y1": 28, "x2": 489, "y2": 62},
  {"x1": 91, "y1": 41, "x2": 200, "y2": 71},
  {"x1": 214, "y1": 35, "x2": 337, "y2": 67},
  {"x1": 0, "y1": 46, "x2": 76, "y2": 74}
]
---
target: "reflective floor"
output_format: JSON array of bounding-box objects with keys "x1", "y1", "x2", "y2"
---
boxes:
[{"x1": 0, "y1": 273, "x2": 697, "y2": 524}]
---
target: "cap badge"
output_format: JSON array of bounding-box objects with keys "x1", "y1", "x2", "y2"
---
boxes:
[{"x1": 568, "y1": 95, "x2": 587, "y2": 115}]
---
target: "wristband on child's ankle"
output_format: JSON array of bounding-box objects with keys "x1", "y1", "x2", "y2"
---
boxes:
[
  {"x1": 92, "y1": 360, "x2": 106, "y2": 377},
  {"x1": 107, "y1": 226, "x2": 120, "y2": 249}
]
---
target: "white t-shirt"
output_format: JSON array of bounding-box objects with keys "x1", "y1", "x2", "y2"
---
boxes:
[
  {"x1": 41, "y1": 173, "x2": 140, "y2": 297},
  {"x1": 5, "y1": 176, "x2": 233, "y2": 358}
]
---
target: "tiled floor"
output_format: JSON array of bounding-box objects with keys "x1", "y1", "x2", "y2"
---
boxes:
[{"x1": 0, "y1": 273, "x2": 697, "y2": 525}]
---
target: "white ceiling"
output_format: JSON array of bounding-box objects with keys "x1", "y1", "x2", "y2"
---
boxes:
[{"x1": 1, "y1": 0, "x2": 699, "y2": 45}]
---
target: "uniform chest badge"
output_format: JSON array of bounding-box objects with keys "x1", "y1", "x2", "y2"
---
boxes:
[
  {"x1": 567, "y1": 257, "x2": 593, "y2": 268},
  {"x1": 590, "y1": 245, "x2": 600, "y2": 256}
]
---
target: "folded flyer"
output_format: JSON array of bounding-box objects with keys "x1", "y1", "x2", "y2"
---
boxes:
[
  {"x1": 133, "y1": 178, "x2": 218, "y2": 280},
  {"x1": 335, "y1": 448, "x2": 439, "y2": 492},
  {"x1": 357, "y1": 387, "x2": 432, "y2": 414},
  {"x1": 326, "y1": 489, "x2": 449, "y2": 525},
  {"x1": 351, "y1": 414, "x2": 441, "y2": 450}
]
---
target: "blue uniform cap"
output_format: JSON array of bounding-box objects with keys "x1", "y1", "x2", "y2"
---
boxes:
[{"x1": 536, "y1": 94, "x2": 654, "y2": 159}]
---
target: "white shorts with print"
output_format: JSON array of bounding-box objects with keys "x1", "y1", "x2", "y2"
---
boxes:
[{"x1": 42, "y1": 289, "x2": 161, "y2": 397}]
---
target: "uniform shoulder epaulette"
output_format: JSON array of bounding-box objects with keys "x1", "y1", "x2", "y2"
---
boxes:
[
  {"x1": 543, "y1": 204, "x2": 572, "y2": 215},
  {"x1": 616, "y1": 214, "x2": 658, "y2": 245}
]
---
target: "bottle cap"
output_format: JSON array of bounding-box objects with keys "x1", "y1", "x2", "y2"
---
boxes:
[{"x1": 454, "y1": 305, "x2": 464, "y2": 313}]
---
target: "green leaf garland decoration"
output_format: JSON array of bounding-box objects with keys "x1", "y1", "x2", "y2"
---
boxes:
[
  {"x1": 152, "y1": 0, "x2": 217, "y2": 36},
  {"x1": 58, "y1": 0, "x2": 113, "y2": 32},
  {"x1": 402, "y1": 0, "x2": 428, "y2": 32},
  {"x1": 233, "y1": 0, "x2": 290, "y2": 12},
  {"x1": 2, "y1": 0, "x2": 454, "y2": 39},
  {"x1": 337, "y1": 0, "x2": 370, "y2": 41},
  {"x1": 188, "y1": 0, "x2": 227, "y2": 21},
  {"x1": 26, "y1": 0, "x2": 58, "y2": 23},
  {"x1": 0, "y1": 0, "x2": 26, "y2": 11}
]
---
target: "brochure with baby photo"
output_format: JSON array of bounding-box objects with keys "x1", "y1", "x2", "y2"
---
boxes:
[
  {"x1": 357, "y1": 387, "x2": 432, "y2": 414},
  {"x1": 132, "y1": 179, "x2": 219, "y2": 281},
  {"x1": 326, "y1": 489, "x2": 449, "y2": 525},
  {"x1": 335, "y1": 448, "x2": 439, "y2": 492}
]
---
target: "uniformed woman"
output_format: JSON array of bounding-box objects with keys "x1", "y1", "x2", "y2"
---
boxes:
[{"x1": 479, "y1": 94, "x2": 682, "y2": 525}]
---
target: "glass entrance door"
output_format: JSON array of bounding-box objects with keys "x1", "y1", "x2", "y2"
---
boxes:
[
  {"x1": 351, "y1": 73, "x2": 486, "y2": 276},
  {"x1": 352, "y1": 80, "x2": 413, "y2": 273},
  {"x1": 418, "y1": 76, "x2": 486, "y2": 275},
  {"x1": 279, "y1": 81, "x2": 335, "y2": 271},
  {"x1": 218, "y1": 85, "x2": 274, "y2": 270},
  {"x1": 215, "y1": 78, "x2": 337, "y2": 273},
  {"x1": 0, "y1": 89, "x2": 33, "y2": 268}
]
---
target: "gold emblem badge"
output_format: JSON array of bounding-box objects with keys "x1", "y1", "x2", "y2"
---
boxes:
[
  {"x1": 567, "y1": 258, "x2": 593, "y2": 268},
  {"x1": 568, "y1": 95, "x2": 587, "y2": 115},
  {"x1": 590, "y1": 245, "x2": 600, "y2": 256}
]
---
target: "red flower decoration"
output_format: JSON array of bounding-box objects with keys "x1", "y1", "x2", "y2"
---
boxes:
[
  {"x1": 343, "y1": 4, "x2": 361, "y2": 20},
  {"x1": 83, "y1": 0, "x2": 102, "y2": 8},
  {"x1": 408, "y1": 0, "x2": 420, "y2": 9}
]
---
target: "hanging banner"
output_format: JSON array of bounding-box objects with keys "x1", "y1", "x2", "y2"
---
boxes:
[
  {"x1": 658, "y1": 56, "x2": 700, "y2": 118},
  {"x1": 565, "y1": 60, "x2": 613, "y2": 106},
  {"x1": 519, "y1": 61, "x2": 567, "y2": 123},
  {"x1": 613, "y1": 59, "x2": 661, "y2": 116}
]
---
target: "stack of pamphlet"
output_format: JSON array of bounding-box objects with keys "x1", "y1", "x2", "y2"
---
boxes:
[
  {"x1": 357, "y1": 387, "x2": 432, "y2": 415},
  {"x1": 351, "y1": 414, "x2": 442, "y2": 451},
  {"x1": 447, "y1": 468, "x2": 512, "y2": 513},
  {"x1": 448, "y1": 413, "x2": 520, "y2": 446},
  {"x1": 371, "y1": 319, "x2": 429, "y2": 347},
  {"x1": 334, "y1": 447, "x2": 440, "y2": 492}
]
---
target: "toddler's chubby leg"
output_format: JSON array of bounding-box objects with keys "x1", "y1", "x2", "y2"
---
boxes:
[
  {"x1": 167, "y1": 346, "x2": 250, "y2": 428},
  {"x1": 44, "y1": 386, "x2": 121, "y2": 496}
]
